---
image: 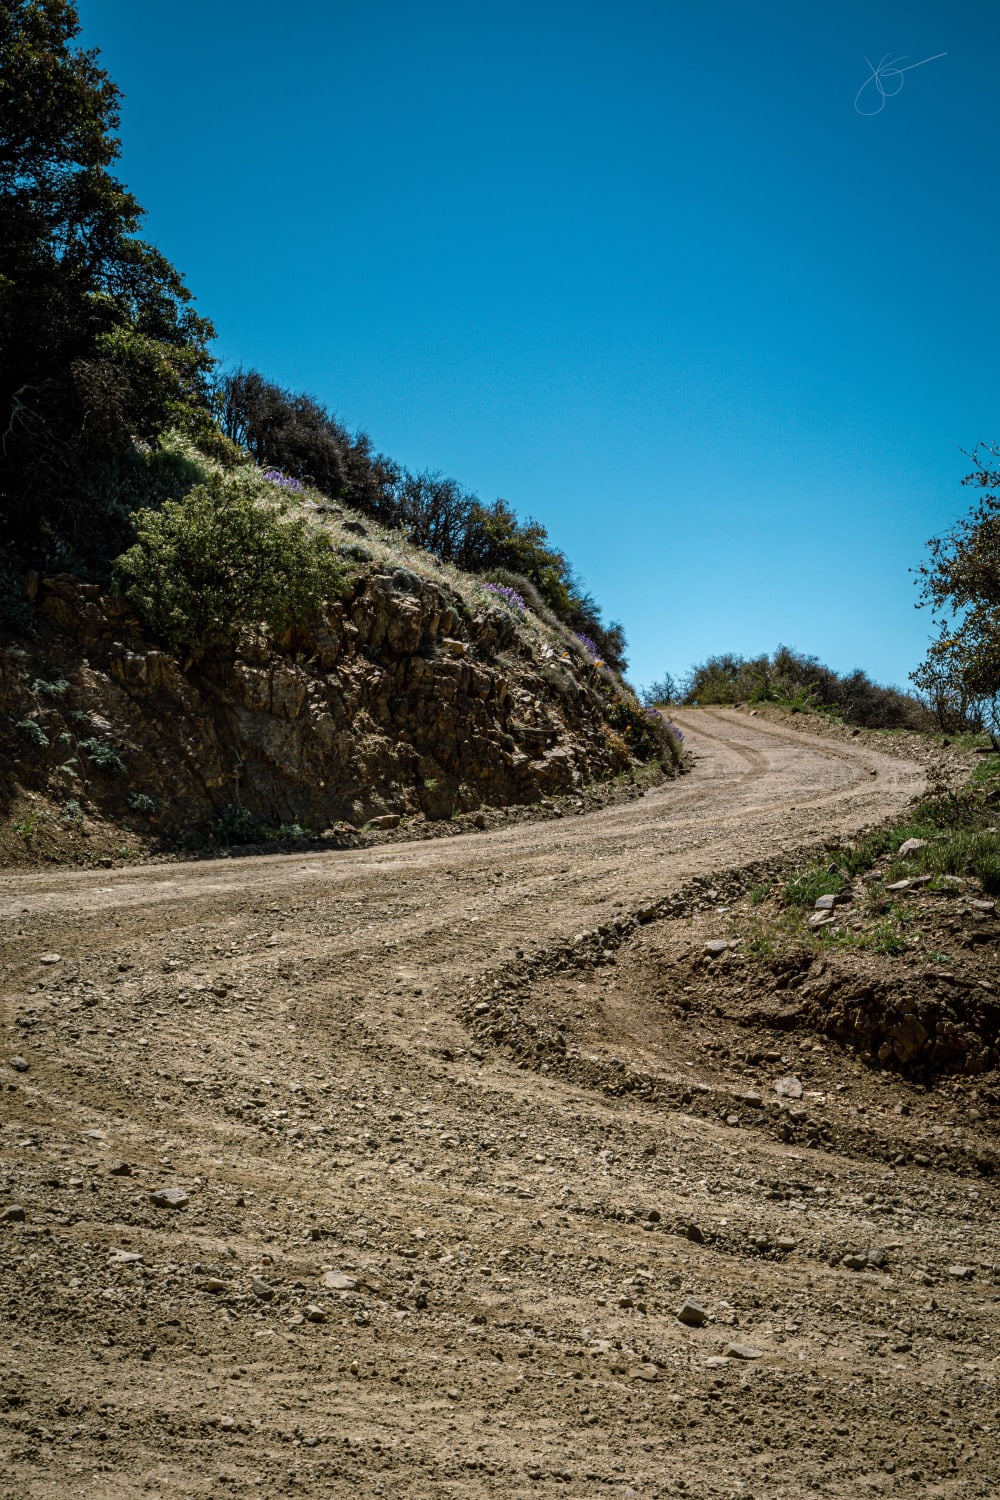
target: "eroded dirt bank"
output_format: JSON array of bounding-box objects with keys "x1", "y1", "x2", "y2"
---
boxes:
[{"x1": 3, "y1": 711, "x2": 999, "y2": 1499}]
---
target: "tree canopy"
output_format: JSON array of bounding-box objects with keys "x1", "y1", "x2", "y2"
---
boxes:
[
  {"x1": 0, "y1": 0, "x2": 214, "y2": 567},
  {"x1": 912, "y1": 445, "x2": 1000, "y2": 733}
]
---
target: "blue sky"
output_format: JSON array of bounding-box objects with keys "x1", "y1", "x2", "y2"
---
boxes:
[{"x1": 79, "y1": 0, "x2": 998, "y2": 694}]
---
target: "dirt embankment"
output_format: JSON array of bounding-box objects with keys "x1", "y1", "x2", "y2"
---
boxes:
[
  {"x1": 1, "y1": 572, "x2": 675, "y2": 866},
  {"x1": 3, "y1": 710, "x2": 1000, "y2": 1500}
]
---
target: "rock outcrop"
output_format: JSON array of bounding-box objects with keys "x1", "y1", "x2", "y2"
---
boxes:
[{"x1": 1, "y1": 568, "x2": 675, "y2": 843}]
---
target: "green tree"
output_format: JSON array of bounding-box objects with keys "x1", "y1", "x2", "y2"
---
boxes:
[
  {"x1": 0, "y1": 0, "x2": 214, "y2": 568},
  {"x1": 112, "y1": 472, "x2": 342, "y2": 660},
  {"x1": 912, "y1": 446, "x2": 1000, "y2": 735}
]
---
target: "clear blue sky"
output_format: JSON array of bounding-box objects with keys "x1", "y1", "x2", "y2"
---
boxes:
[{"x1": 79, "y1": 0, "x2": 998, "y2": 694}]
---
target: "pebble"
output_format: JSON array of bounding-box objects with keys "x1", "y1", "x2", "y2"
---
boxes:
[
  {"x1": 304, "y1": 1304, "x2": 327, "y2": 1322},
  {"x1": 947, "y1": 1265, "x2": 974, "y2": 1281},
  {"x1": 898, "y1": 838, "x2": 927, "y2": 856},
  {"x1": 39, "y1": 953, "x2": 61, "y2": 965},
  {"x1": 705, "y1": 1356, "x2": 730, "y2": 1369},
  {"x1": 726, "y1": 1343, "x2": 765, "y2": 1360},
  {"x1": 9, "y1": 1056, "x2": 29, "y2": 1073},
  {"x1": 150, "y1": 1187, "x2": 189, "y2": 1209},
  {"x1": 843, "y1": 1253, "x2": 867, "y2": 1271},
  {"x1": 200, "y1": 1276, "x2": 227, "y2": 1293},
  {"x1": 776, "y1": 1235, "x2": 797, "y2": 1252},
  {"x1": 678, "y1": 1298, "x2": 709, "y2": 1327},
  {"x1": 686, "y1": 1222, "x2": 706, "y2": 1244},
  {"x1": 774, "y1": 1076, "x2": 803, "y2": 1100},
  {"x1": 108, "y1": 1250, "x2": 143, "y2": 1265},
  {"x1": 813, "y1": 894, "x2": 840, "y2": 911},
  {"x1": 705, "y1": 940, "x2": 730, "y2": 957},
  {"x1": 322, "y1": 1271, "x2": 358, "y2": 1291},
  {"x1": 629, "y1": 1364, "x2": 659, "y2": 1381},
  {"x1": 1, "y1": 1205, "x2": 26, "y2": 1223},
  {"x1": 252, "y1": 1277, "x2": 275, "y2": 1300}
]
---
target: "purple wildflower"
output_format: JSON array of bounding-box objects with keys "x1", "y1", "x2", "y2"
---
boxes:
[
  {"x1": 574, "y1": 633, "x2": 600, "y2": 659},
  {"x1": 483, "y1": 582, "x2": 527, "y2": 613},
  {"x1": 263, "y1": 468, "x2": 304, "y2": 493}
]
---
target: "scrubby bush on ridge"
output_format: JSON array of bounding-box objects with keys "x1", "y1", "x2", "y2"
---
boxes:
[
  {"x1": 112, "y1": 471, "x2": 343, "y2": 660},
  {"x1": 682, "y1": 646, "x2": 934, "y2": 731}
]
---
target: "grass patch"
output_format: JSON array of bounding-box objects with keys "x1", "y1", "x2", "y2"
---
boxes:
[
  {"x1": 783, "y1": 866, "x2": 847, "y2": 907},
  {"x1": 819, "y1": 913, "x2": 909, "y2": 957}
]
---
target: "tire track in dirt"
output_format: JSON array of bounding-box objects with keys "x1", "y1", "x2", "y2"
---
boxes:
[{"x1": 7, "y1": 713, "x2": 984, "y2": 1500}]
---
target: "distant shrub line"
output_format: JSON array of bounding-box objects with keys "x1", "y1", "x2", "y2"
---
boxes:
[{"x1": 677, "y1": 646, "x2": 934, "y2": 731}]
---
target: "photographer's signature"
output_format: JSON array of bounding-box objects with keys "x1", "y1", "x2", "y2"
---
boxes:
[{"x1": 855, "y1": 50, "x2": 946, "y2": 116}]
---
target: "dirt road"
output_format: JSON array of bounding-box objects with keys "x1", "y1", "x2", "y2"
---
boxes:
[{"x1": 3, "y1": 710, "x2": 998, "y2": 1498}]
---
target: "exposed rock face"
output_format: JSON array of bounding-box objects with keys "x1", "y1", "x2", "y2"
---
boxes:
[{"x1": 1, "y1": 570, "x2": 664, "y2": 835}]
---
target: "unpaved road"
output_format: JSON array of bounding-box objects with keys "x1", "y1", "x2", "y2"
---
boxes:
[{"x1": 2, "y1": 711, "x2": 998, "y2": 1498}]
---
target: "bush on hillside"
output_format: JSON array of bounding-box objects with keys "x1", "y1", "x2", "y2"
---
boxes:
[
  {"x1": 112, "y1": 472, "x2": 342, "y2": 659},
  {"x1": 216, "y1": 368, "x2": 630, "y2": 672},
  {"x1": 682, "y1": 646, "x2": 933, "y2": 730}
]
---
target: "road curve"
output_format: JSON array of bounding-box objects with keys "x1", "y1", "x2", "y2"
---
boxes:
[{"x1": 1, "y1": 708, "x2": 927, "y2": 990}]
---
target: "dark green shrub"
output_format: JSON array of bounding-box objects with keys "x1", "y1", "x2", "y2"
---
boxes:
[
  {"x1": 16, "y1": 718, "x2": 49, "y2": 748},
  {"x1": 112, "y1": 472, "x2": 343, "y2": 659},
  {"x1": 79, "y1": 737, "x2": 126, "y2": 776},
  {"x1": 213, "y1": 804, "x2": 262, "y2": 844},
  {"x1": 31, "y1": 675, "x2": 69, "y2": 698}
]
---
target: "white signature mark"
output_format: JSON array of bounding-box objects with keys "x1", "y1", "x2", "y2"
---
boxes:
[{"x1": 854, "y1": 51, "x2": 947, "y2": 116}]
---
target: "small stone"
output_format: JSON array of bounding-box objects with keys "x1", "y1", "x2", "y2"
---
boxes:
[
  {"x1": 843, "y1": 1253, "x2": 867, "y2": 1271},
  {"x1": 39, "y1": 953, "x2": 61, "y2": 965},
  {"x1": 898, "y1": 838, "x2": 927, "y2": 857},
  {"x1": 867, "y1": 1248, "x2": 887, "y2": 1269},
  {"x1": 704, "y1": 940, "x2": 729, "y2": 957},
  {"x1": 813, "y1": 894, "x2": 840, "y2": 911},
  {"x1": 726, "y1": 1342, "x2": 765, "y2": 1360},
  {"x1": 678, "y1": 1298, "x2": 709, "y2": 1327},
  {"x1": 947, "y1": 1265, "x2": 974, "y2": 1281},
  {"x1": 367, "y1": 814, "x2": 401, "y2": 831},
  {"x1": 886, "y1": 879, "x2": 912, "y2": 892},
  {"x1": 705, "y1": 1356, "x2": 730, "y2": 1369},
  {"x1": 322, "y1": 1271, "x2": 358, "y2": 1291},
  {"x1": 219, "y1": 1416, "x2": 236, "y2": 1432},
  {"x1": 1, "y1": 1205, "x2": 26, "y2": 1223},
  {"x1": 9, "y1": 1056, "x2": 29, "y2": 1073},
  {"x1": 472, "y1": 813, "x2": 487, "y2": 830},
  {"x1": 108, "y1": 1250, "x2": 143, "y2": 1265},
  {"x1": 108, "y1": 1162, "x2": 133, "y2": 1176},
  {"x1": 629, "y1": 1364, "x2": 659, "y2": 1381},
  {"x1": 776, "y1": 1235, "x2": 797, "y2": 1253},
  {"x1": 686, "y1": 1221, "x2": 706, "y2": 1244},
  {"x1": 726, "y1": 1114, "x2": 740, "y2": 1127},
  {"x1": 200, "y1": 1276, "x2": 227, "y2": 1293},
  {"x1": 150, "y1": 1187, "x2": 189, "y2": 1209},
  {"x1": 304, "y1": 1304, "x2": 327, "y2": 1322},
  {"x1": 251, "y1": 1277, "x2": 275, "y2": 1300},
  {"x1": 774, "y1": 1076, "x2": 803, "y2": 1100}
]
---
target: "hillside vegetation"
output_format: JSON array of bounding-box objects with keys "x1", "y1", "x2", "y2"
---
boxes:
[
  {"x1": 0, "y1": 2, "x2": 683, "y2": 861},
  {"x1": 679, "y1": 646, "x2": 936, "y2": 731}
]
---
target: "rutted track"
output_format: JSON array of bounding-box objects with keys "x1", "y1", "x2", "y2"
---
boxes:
[{"x1": 7, "y1": 713, "x2": 1000, "y2": 1499}]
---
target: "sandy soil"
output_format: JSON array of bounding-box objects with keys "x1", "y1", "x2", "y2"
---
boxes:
[{"x1": 2, "y1": 709, "x2": 998, "y2": 1499}]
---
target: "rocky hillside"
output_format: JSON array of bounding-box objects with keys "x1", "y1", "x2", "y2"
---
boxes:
[{"x1": 0, "y1": 473, "x2": 680, "y2": 865}]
